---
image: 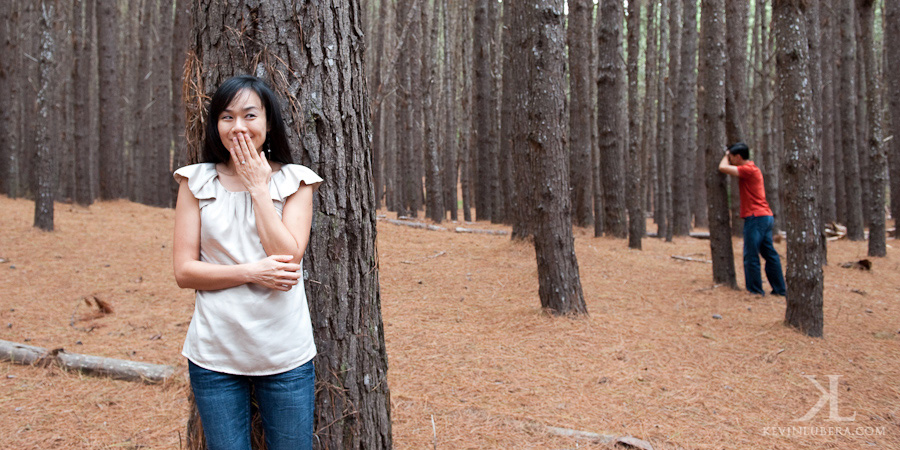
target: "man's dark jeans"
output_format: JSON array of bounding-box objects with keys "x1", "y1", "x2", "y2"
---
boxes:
[{"x1": 742, "y1": 215, "x2": 787, "y2": 296}]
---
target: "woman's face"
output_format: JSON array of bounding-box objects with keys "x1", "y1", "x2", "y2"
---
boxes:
[{"x1": 217, "y1": 89, "x2": 269, "y2": 156}]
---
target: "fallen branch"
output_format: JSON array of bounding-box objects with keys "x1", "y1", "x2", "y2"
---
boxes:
[
  {"x1": 646, "y1": 231, "x2": 709, "y2": 239},
  {"x1": 544, "y1": 425, "x2": 654, "y2": 449},
  {"x1": 454, "y1": 227, "x2": 508, "y2": 236},
  {"x1": 671, "y1": 255, "x2": 712, "y2": 264},
  {"x1": 384, "y1": 219, "x2": 447, "y2": 232},
  {"x1": 0, "y1": 339, "x2": 174, "y2": 384}
]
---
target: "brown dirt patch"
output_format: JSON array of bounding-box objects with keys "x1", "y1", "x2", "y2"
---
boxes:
[{"x1": 1, "y1": 196, "x2": 898, "y2": 449}]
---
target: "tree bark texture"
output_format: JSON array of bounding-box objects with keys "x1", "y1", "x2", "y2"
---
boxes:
[
  {"x1": 820, "y1": 3, "x2": 837, "y2": 223},
  {"x1": 459, "y1": 1, "x2": 474, "y2": 223},
  {"x1": 0, "y1": 0, "x2": 22, "y2": 198},
  {"x1": 34, "y1": 0, "x2": 57, "y2": 232},
  {"x1": 774, "y1": 0, "x2": 824, "y2": 338},
  {"x1": 700, "y1": 0, "x2": 737, "y2": 288},
  {"x1": 96, "y1": 0, "x2": 124, "y2": 199},
  {"x1": 839, "y1": 0, "x2": 864, "y2": 240},
  {"x1": 442, "y1": 0, "x2": 458, "y2": 221},
  {"x1": 643, "y1": 0, "x2": 660, "y2": 235},
  {"x1": 888, "y1": 0, "x2": 900, "y2": 224},
  {"x1": 73, "y1": 0, "x2": 97, "y2": 206},
  {"x1": 725, "y1": 0, "x2": 748, "y2": 237},
  {"x1": 857, "y1": 0, "x2": 886, "y2": 257},
  {"x1": 422, "y1": 0, "x2": 444, "y2": 223},
  {"x1": 567, "y1": 0, "x2": 594, "y2": 228},
  {"x1": 626, "y1": 0, "x2": 643, "y2": 249},
  {"x1": 673, "y1": 0, "x2": 698, "y2": 235},
  {"x1": 596, "y1": 0, "x2": 627, "y2": 239},
  {"x1": 515, "y1": 0, "x2": 587, "y2": 315},
  {"x1": 662, "y1": 0, "x2": 679, "y2": 242},
  {"x1": 473, "y1": 0, "x2": 494, "y2": 221},
  {"x1": 187, "y1": 1, "x2": 392, "y2": 448}
]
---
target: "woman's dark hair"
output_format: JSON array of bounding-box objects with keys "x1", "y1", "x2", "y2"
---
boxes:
[{"x1": 202, "y1": 75, "x2": 294, "y2": 164}]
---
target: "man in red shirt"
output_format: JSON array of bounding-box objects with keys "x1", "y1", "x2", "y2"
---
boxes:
[{"x1": 718, "y1": 142, "x2": 787, "y2": 296}]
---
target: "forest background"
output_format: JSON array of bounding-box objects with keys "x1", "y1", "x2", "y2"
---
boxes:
[{"x1": 0, "y1": 0, "x2": 898, "y2": 449}]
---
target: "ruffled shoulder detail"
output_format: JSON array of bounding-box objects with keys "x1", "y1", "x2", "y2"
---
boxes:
[
  {"x1": 269, "y1": 164, "x2": 324, "y2": 202},
  {"x1": 173, "y1": 163, "x2": 218, "y2": 200}
]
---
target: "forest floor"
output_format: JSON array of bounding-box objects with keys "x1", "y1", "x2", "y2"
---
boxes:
[{"x1": 0, "y1": 195, "x2": 898, "y2": 449}]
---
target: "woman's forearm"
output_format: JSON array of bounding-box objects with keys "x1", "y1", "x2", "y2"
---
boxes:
[
  {"x1": 175, "y1": 260, "x2": 251, "y2": 291},
  {"x1": 250, "y1": 190, "x2": 304, "y2": 261}
]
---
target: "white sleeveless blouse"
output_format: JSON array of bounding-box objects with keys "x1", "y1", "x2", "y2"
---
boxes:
[{"x1": 173, "y1": 163, "x2": 323, "y2": 376}]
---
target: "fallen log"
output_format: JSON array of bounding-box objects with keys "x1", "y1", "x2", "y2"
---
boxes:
[
  {"x1": 671, "y1": 255, "x2": 712, "y2": 264},
  {"x1": 646, "y1": 231, "x2": 710, "y2": 239},
  {"x1": 454, "y1": 227, "x2": 509, "y2": 236},
  {"x1": 0, "y1": 339, "x2": 175, "y2": 384},
  {"x1": 383, "y1": 219, "x2": 447, "y2": 232}
]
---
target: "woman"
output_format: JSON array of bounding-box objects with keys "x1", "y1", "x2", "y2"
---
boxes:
[{"x1": 173, "y1": 75, "x2": 321, "y2": 450}]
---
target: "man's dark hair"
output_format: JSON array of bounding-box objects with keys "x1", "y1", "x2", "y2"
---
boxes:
[
  {"x1": 202, "y1": 75, "x2": 294, "y2": 164},
  {"x1": 728, "y1": 142, "x2": 750, "y2": 160}
]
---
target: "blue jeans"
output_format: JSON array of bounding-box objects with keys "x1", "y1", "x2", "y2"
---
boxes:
[
  {"x1": 188, "y1": 360, "x2": 315, "y2": 450},
  {"x1": 742, "y1": 215, "x2": 787, "y2": 296}
]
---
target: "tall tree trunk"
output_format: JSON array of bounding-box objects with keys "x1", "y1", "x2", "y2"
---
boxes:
[
  {"x1": 459, "y1": 1, "x2": 473, "y2": 223},
  {"x1": 0, "y1": 0, "x2": 22, "y2": 198},
  {"x1": 186, "y1": 1, "x2": 393, "y2": 448},
  {"x1": 774, "y1": 0, "x2": 824, "y2": 338},
  {"x1": 512, "y1": 0, "x2": 587, "y2": 315},
  {"x1": 625, "y1": 0, "x2": 643, "y2": 249},
  {"x1": 508, "y1": 0, "x2": 535, "y2": 240},
  {"x1": 73, "y1": 0, "x2": 97, "y2": 206},
  {"x1": 888, "y1": 0, "x2": 900, "y2": 224},
  {"x1": 596, "y1": 0, "x2": 627, "y2": 238},
  {"x1": 473, "y1": 0, "x2": 494, "y2": 221},
  {"x1": 442, "y1": 0, "x2": 458, "y2": 221},
  {"x1": 492, "y1": 1, "x2": 511, "y2": 225},
  {"x1": 662, "y1": 0, "x2": 679, "y2": 242},
  {"x1": 725, "y1": 0, "x2": 748, "y2": 237},
  {"x1": 673, "y1": 0, "x2": 698, "y2": 235},
  {"x1": 643, "y1": 0, "x2": 661, "y2": 236},
  {"x1": 171, "y1": 0, "x2": 191, "y2": 204},
  {"x1": 700, "y1": 0, "x2": 737, "y2": 288},
  {"x1": 34, "y1": 0, "x2": 58, "y2": 231},
  {"x1": 97, "y1": 0, "x2": 124, "y2": 199},
  {"x1": 151, "y1": 0, "x2": 174, "y2": 207},
  {"x1": 858, "y1": 0, "x2": 886, "y2": 257},
  {"x1": 370, "y1": 0, "x2": 387, "y2": 209},
  {"x1": 568, "y1": 0, "x2": 594, "y2": 228},
  {"x1": 839, "y1": 0, "x2": 864, "y2": 240},
  {"x1": 423, "y1": 0, "x2": 444, "y2": 223},
  {"x1": 820, "y1": 2, "x2": 837, "y2": 223}
]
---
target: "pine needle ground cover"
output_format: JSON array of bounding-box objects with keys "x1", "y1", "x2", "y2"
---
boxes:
[{"x1": 0, "y1": 196, "x2": 897, "y2": 449}]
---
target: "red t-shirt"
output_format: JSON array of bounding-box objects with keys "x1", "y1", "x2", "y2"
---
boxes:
[{"x1": 736, "y1": 161, "x2": 773, "y2": 218}]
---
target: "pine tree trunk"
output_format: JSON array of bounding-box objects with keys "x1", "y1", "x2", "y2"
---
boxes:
[
  {"x1": 508, "y1": 0, "x2": 535, "y2": 240},
  {"x1": 839, "y1": 0, "x2": 864, "y2": 240},
  {"x1": 596, "y1": 0, "x2": 627, "y2": 238},
  {"x1": 186, "y1": 1, "x2": 393, "y2": 448},
  {"x1": 442, "y1": 0, "x2": 458, "y2": 221},
  {"x1": 673, "y1": 0, "x2": 698, "y2": 235},
  {"x1": 512, "y1": 0, "x2": 587, "y2": 315},
  {"x1": 662, "y1": 0, "x2": 679, "y2": 242},
  {"x1": 820, "y1": 2, "x2": 837, "y2": 223},
  {"x1": 459, "y1": 1, "x2": 473, "y2": 223},
  {"x1": 858, "y1": 0, "x2": 886, "y2": 257},
  {"x1": 774, "y1": 0, "x2": 824, "y2": 338},
  {"x1": 626, "y1": 0, "x2": 643, "y2": 249},
  {"x1": 73, "y1": 0, "x2": 96, "y2": 206},
  {"x1": 0, "y1": 0, "x2": 21, "y2": 198},
  {"x1": 700, "y1": 0, "x2": 737, "y2": 288},
  {"x1": 888, "y1": 0, "x2": 900, "y2": 224},
  {"x1": 423, "y1": 0, "x2": 444, "y2": 223},
  {"x1": 725, "y1": 0, "x2": 748, "y2": 237},
  {"x1": 568, "y1": 0, "x2": 594, "y2": 228},
  {"x1": 97, "y1": 0, "x2": 123, "y2": 199},
  {"x1": 34, "y1": 0, "x2": 57, "y2": 231}
]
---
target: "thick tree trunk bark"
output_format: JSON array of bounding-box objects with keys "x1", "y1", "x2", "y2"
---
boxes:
[
  {"x1": 725, "y1": 0, "x2": 748, "y2": 237},
  {"x1": 839, "y1": 0, "x2": 864, "y2": 240},
  {"x1": 171, "y1": 0, "x2": 191, "y2": 205},
  {"x1": 73, "y1": 0, "x2": 96, "y2": 206},
  {"x1": 0, "y1": 1, "x2": 22, "y2": 198},
  {"x1": 888, "y1": 0, "x2": 900, "y2": 224},
  {"x1": 700, "y1": 0, "x2": 737, "y2": 288},
  {"x1": 514, "y1": 0, "x2": 587, "y2": 315},
  {"x1": 774, "y1": 0, "x2": 824, "y2": 338},
  {"x1": 673, "y1": 0, "x2": 698, "y2": 235},
  {"x1": 423, "y1": 0, "x2": 444, "y2": 223},
  {"x1": 151, "y1": 0, "x2": 174, "y2": 207},
  {"x1": 858, "y1": 0, "x2": 886, "y2": 257},
  {"x1": 568, "y1": 0, "x2": 594, "y2": 228},
  {"x1": 187, "y1": 1, "x2": 392, "y2": 448},
  {"x1": 596, "y1": 0, "x2": 627, "y2": 239},
  {"x1": 625, "y1": 0, "x2": 643, "y2": 249},
  {"x1": 820, "y1": 3, "x2": 837, "y2": 224},
  {"x1": 473, "y1": 0, "x2": 494, "y2": 221},
  {"x1": 96, "y1": 0, "x2": 124, "y2": 199},
  {"x1": 34, "y1": 0, "x2": 57, "y2": 232}
]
